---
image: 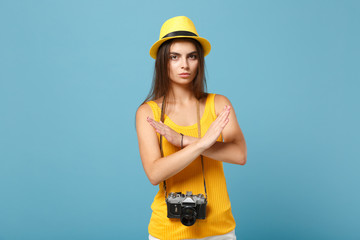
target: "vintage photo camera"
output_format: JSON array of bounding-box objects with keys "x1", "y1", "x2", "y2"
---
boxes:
[{"x1": 166, "y1": 191, "x2": 207, "y2": 226}]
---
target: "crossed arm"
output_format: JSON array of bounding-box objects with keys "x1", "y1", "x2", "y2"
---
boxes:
[{"x1": 136, "y1": 95, "x2": 247, "y2": 185}]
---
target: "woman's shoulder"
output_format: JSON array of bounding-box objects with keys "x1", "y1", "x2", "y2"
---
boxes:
[
  {"x1": 211, "y1": 93, "x2": 233, "y2": 116},
  {"x1": 206, "y1": 93, "x2": 229, "y2": 101},
  {"x1": 136, "y1": 97, "x2": 163, "y2": 121},
  {"x1": 144, "y1": 96, "x2": 164, "y2": 109},
  {"x1": 138, "y1": 96, "x2": 163, "y2": 111},
  {"x1": 136, "y1": 103, "x2": 152, "y2": 119},
  {"x1": 213, "y1": 93, "x2": 231, "y2": 103}
]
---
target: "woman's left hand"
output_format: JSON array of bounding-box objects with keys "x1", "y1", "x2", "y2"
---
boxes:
[{"x1": 147, "y1": 117, "x2": 182, "y2": 148}]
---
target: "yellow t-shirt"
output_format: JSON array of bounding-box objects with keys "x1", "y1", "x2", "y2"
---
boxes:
[{"x1": 146, "y1": 93, "x2": 236, "y2": 240}]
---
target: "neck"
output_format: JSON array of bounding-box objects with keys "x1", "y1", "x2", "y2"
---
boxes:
[{"x1": 167, "y1": 84, "x2": 196, "y2": 104}]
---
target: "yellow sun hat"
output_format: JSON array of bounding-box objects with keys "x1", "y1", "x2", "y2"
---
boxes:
[{"x1": 149, "y1": 16, "x2": 211, "y2": 59}]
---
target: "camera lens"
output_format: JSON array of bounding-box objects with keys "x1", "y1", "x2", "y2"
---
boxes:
[{"x1": 180, "y1": 206, "x2": 197, "y2": 226}]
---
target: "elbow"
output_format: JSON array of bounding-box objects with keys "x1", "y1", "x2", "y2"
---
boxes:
[
  {"x1": 147, "y1": 170, "x2": 161, "y2": 186},
  {"x1": 239, "y1": 155, "x2": 247, "y2": 165},
  {"x1": 149, "y1": 177, "x2": 160, "y2": 186},
  {"x1": 239, "y1": 145, "x2": 247, "y2": 165},
  {"x1": 237, "y1": 151, "x2": 247, "y2": 165},
  {"x1": 231, "y1": 140, "x2": 247, "y2": 165},
  {"x1": 144, "y1": 160, "x2": 163, "y2": 186}
]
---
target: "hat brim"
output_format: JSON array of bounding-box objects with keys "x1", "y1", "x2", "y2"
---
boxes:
[{"x1": 149, "y1": 36, "x2": 211, "y2": 59}]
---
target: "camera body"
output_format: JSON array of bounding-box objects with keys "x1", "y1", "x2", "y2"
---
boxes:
[{"x1": 166, "y1": 191, "x2": 207, "y2": 226}]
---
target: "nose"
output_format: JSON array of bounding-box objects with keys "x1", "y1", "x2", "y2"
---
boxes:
[{"x1": 181, "y1": 57, "x2": 189, "y2": 70}]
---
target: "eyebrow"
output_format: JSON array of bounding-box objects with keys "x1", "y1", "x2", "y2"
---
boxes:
[{"x1": 169, "y1": 51, "x2": 198, "y2": 56}]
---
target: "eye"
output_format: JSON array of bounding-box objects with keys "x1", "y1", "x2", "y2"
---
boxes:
[
  {"x1": 189, "y1": 54, "x2": 198, "y2": 60},
  {"x1": 170, "y1": 55, "x2": 178, "y2": 60}
]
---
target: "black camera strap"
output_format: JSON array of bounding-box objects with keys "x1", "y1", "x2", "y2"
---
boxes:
[{"x1": 159, "y1": 96, "x2": 208, "y2": 201}]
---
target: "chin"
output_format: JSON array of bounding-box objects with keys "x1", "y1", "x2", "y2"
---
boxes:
[
  {"x1": 175, "y1": 80, "x2": 193, "y2": 86},
  {"x1": 170, "y1": 77, "x2": 193, "y2": 85}
]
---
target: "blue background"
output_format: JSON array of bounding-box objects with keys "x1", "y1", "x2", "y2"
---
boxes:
[{"x1": 0, "y1": 0, "x2": 359, "y2": 239}]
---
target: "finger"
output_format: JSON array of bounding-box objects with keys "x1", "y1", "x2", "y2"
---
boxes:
[
  {"x1": 220, "y1": 105, "x2": 231, "y2": 117},
  {"x1": 214, "y1": 107, "x2": 227, "y2": 124},
  {"x1": 212, "y1": 112, "x2": 230, "y2": 132},
  {"x1": 147, "y1": 118, "x2": 165, "y2": 133},
  {"x1": 147, "y1": 116, "x2": 157, "y2": 125},
  {"x1": 220, "y1": 117, "x2": 230, "y2": 128},
  {"x1": 147, "y1": 117, "x2": 164, "y2": 129},
  {"x1": 214, "y1": 106, "x2": 230, "y2": 125},
  {"x1": 147, "y1": 118, "x2": 158, "y2": 129},
  {"x1": 154, "y1": 126, "x2": 165, "y2": 135},
  {"x1": 220, "y1": 106, "x2": 231, "y2": 120},
  {"x1": 147, "y1": 118, "x2": 173, "y2": 137},
  {"x1": 154, "y1": 121, "x2": 168, "y2": 133},
  {"x1": 222, "y1": 105, "x2": 231, "y2": 115}
]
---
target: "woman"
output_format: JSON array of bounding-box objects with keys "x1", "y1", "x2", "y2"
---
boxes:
[{"x1": 136, "y1": 16, "x2": 247, "y2": 240}]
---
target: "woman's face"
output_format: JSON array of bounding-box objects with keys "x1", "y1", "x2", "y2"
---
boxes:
[{"x1": 167, "y1": 39, "x2": 199, "y2": 86}]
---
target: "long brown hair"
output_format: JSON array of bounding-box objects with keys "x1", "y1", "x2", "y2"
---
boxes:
[{"x1": 142, "y1": 38, "x2": 208, "y2": 105}]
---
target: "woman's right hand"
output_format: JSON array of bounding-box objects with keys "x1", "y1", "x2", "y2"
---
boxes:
[
  {"x1": 199, "y1": 105, "x2": 231, "y2": 150},
  {"x1": 146, "y1": 116, "x2": 182, "y2": 148}
]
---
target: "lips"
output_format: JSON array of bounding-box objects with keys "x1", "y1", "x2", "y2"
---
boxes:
[{"x1": 179, "y1": 73, "x2": 191, "y2": 77}]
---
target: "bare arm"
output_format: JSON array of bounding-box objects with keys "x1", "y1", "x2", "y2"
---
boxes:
[
  {"x1": 136, "y1": 103, "x2": 231, "y2": 185},
  {"x1": 186, "y1": 95, "x2": 246, "y2": 164},
  {"x1": 147, "y1": 95, "x2": 247, "y2": 165}
]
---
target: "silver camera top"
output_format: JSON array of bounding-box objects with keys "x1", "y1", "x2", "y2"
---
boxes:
[{"x1": 167, "y1": 191, "x2": 206, "y2": 205}]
